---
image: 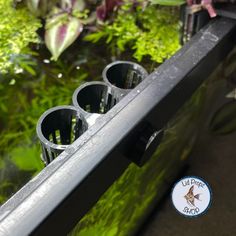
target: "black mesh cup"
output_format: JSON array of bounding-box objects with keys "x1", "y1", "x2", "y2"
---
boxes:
[
  {"x1": 102, "y1": 61, "x2": 148, "y2": 101},
  {"x1": 72, "y1": 81, "x2": 116, "y2": 126},
  {"x1": 36, "y1": 105, "x2": 87, "y2": 165}
]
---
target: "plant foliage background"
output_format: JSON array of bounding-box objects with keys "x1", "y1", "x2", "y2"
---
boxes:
[{"x1": 0, "y1": 0, "x2": 41, "y2": 73}]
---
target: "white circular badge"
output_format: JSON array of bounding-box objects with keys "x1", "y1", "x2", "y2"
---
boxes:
[{"x1": 171, "y1": 176, "x2": 212, "y2": 217}]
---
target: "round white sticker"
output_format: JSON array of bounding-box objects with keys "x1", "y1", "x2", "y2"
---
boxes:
[{"x1": 171, "y1": 176, "x2": 212, "y2": 217}]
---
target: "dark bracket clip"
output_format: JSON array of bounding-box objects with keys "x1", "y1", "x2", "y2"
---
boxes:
[{"x1": 128, "y1": 123, "x2": 164, "y2": 167}]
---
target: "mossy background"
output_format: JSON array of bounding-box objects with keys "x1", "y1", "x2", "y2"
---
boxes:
[{"x1": 0, "y1": 0, "x2": 41, "y2": 73}]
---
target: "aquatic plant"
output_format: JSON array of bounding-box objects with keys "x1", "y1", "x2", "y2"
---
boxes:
[
  {"x1": 0, "y1": 0, "x2": 183, "y2": 73},
  {"x1": 85, "y1": 2, "x2": 181, "y2": 63},
  {"x1": 150, "y1": 0, "x2": 184, "y2": 5},
  {"x1": 0, "y1": 0, "x2": 41, "y2": 73}
]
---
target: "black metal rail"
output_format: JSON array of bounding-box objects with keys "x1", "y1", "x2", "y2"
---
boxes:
[
  {"x1": 215, "y1": 4, "x2": 236, "y2": 20},
  {"x1": 0, "y1": 17, "x2": 235, "y2": 236}
]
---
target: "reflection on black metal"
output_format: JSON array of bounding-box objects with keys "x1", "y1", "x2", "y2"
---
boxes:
[{"x1": 0, "y1": 17, "x2": 235, "y2": 236}]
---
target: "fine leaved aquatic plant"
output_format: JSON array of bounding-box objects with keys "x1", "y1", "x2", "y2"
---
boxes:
[
  {"x1": 0, "y1": 0, "x2": 182, "y2": 70},
  {"x1": 0, "y1": 0, "x2": 41, "y2": 73},
  {"x1": 150, "y1": 0, "x2": 184, "y2": 6},
  {"x1": 85, "y1": 1, "x2": 181, "y2": 63}
]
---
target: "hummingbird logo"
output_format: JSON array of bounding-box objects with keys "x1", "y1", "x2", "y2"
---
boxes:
[{"x1": 184, "y1": 185, "x2": 201, "y2": 207}]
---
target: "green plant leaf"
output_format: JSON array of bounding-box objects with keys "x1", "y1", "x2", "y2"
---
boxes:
[
  {"x1": 27, "y1": 0, "x2": 60, "y2": 16},
  {"x1": 61, "y1": 0, "x2": 85, "y2": 11},
  {"x1": 210, "y1": 101, "x2": 236, "y2": 135},
  {"x1": 85, "y1": 5, "x2": 180, "y2": 63},
  {"x1": 0, "y1": 158, "x2": 5, "y2": 169},
  {"x1": 45, "y1": 15, "x2": 83, "y2": 60},
  {"x1": 27, "y1": 0, "x2": 47, "y2": 16},
  {"x1": 0, "y1": 0, "x2": 41, "y2": 73},
  {"x1": 10, "y1": 145, "x2": 44, "y2": 172},
  {"x1": 150, "y1": 0, "x2": 185, "y2": 5}
]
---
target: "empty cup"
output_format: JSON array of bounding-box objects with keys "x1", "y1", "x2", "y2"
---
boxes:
[
  {"x1": 36, "y1": 105, "x2": 87, "y2": 165},
  {"x1": 102, "y1": 61, "x2": 148, "y2": 101},
  {"x1": 72, "y1": 81, "x2": 116, "y2": 126}
]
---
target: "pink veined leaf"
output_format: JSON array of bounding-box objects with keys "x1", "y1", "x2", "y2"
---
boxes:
[
  {"x1": 96, "y1": 0, "x2": 123, "y2": 21},
  {"x1": 187, "y1": 0, "x2": 217, "y2": 18},
  {"x1": 45, "y1": 16, "x2": 83, "y2": 60},
  {"x1": 96, "y1": 5, "x2": 107, "y2": 21},
  {"x1": 106, "y1": 0, "x2": 122, "y2": 11},
  {"x1": 201, "y1": 0, "x2": 216, "y2": 18}
]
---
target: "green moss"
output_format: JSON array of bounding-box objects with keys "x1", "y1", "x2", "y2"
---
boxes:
[
  {"x1": 0, "y1": 0, "x2": 41, "y2": 73},
  {"x1": 85, "y1": 4, "x2": 181, "y2": 63}
]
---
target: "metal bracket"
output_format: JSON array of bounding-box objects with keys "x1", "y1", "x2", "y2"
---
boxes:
[{"x1": 215, "y1": 4, "x2": 236, "y2": 20}]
